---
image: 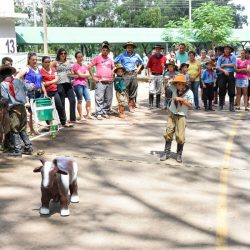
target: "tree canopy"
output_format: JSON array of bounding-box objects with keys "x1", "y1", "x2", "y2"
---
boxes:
[
  {"x1": 163, "y1": 1, "x2": 238, "y2": 49},
  {"x1": 14, "y1": 0, "x2": 247, "y2": 29}
]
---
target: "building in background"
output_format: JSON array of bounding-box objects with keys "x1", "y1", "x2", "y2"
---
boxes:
[{"x1": 0, "y1": 0, "x2": 27, "y2": 68}]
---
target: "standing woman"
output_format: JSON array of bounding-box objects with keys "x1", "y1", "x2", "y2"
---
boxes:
[
  {"x1": 40, "y1": 56, "x2": 68, "y2": 125},
  {"x1": 72, "y1": 51, "x2": 94, "y2": 120},
  {"x1": 235, "y1": 49, "x2": 250, "y2": 111},
  {"x1": 51, "y1": 48, "x2": 76, "y2": 124},
  {"x1": 16, "y1": 52, "x2": 47, "y2": 133},
  {"x1": 187, "y1": 51, "x2": 201, "y2": 109}
]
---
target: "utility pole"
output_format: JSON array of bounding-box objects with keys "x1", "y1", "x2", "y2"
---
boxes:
[
  {"x1": 189, "y1": 0, "x2": 192, "y2": 23},
  {"x1": 33, "y1": 0, "x2": 37, "y2": 27},
  {"x1": 42, "y1": 0, "x2": 48, "y2": 55}
]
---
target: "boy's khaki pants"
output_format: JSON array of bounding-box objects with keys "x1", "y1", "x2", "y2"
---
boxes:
[{"x1": 164, "y1": 112, "x2": 186, "y2": 145}]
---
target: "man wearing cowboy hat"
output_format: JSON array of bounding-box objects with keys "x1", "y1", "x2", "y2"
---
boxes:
[
  {"x1": 216, "y1": 45, "x2": 236, "y2": 111},
  {"x1": 114, "y1": 41, "x2": 143, "y2": 113},
  {"x1": 0, "y1": 66, "x2": 34, "y2": 156},
  {"x1": 147, "y1": 45, "x2": 167, "y2": 108},
  {"x1": 160, "y1": 74, "x2": 193, "y2": 163}
]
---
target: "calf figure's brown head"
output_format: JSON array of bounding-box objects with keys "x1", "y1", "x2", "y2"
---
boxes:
[{"x1": 33, "y1": 159, "x2": 68, "y2": 189}]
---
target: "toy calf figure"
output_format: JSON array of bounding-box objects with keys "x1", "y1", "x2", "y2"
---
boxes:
[{"x1": 33, "y1": 157, "x2": 79, "y2": 216}]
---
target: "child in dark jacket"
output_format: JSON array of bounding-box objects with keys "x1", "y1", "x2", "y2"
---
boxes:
[
  {"x1": 114, "y1": 64, "x2": 127, "y2": 119},
  {"x1": 201, "y1": 61, "x2": 217, "y2": 111},
  {"x1": 0, "y1": 66, "x2": 34, "y2": 157}
]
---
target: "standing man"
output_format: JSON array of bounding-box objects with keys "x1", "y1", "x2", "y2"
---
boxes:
[
  {"x1": 147, "y1": 45, "x2": 167, "y2": 108},
  {"x1": 88, "y1": 44, "x2": 114, "y2": 120},
  {"x1": 216, "y1": 45, "x2": 236, "y2": 111},
  {"x1": 176, "y1": 43, "x2": 189, "y2": 65},
  {"x1": 214, "y1": 46, "x2": 224, "y2": 105},
  {"x1": 114, "y1": 41, "x2": 143, "y2": 113}
]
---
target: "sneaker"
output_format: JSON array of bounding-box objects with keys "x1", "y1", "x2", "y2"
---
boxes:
[
  {"x1": 235, "y1": 107, "x2": 240, "y2": 111},
  {"x1": 96, "y1": 115, "x2": 103, "y2": 120},
  {"x1": 245, "y1": 108, "x2": 249, "y2": 111},
  {"x1": 195, "y1": 106, "x2": 201, "y2": 110},
  {"x1": 23, "y1": 146, "x2": 33, "y2": 155}
]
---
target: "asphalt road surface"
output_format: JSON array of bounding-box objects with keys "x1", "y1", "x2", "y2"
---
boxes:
[{"x1": 0, "y1": 83, "x2": 250, "y2": 250}]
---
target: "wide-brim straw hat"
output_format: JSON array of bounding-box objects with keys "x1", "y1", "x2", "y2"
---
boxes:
[
  {"x1": 123, "y1": 41, "x2": 137, "y2": 49},
  {"x1": 223, "y1": 45, "x2": 234, "y2": 53},
  {"x1": 172, "y1": 74, "x2": 189, "y2": 85},
  {"x1": 114, "y1": 64, "x2": 125, "y2": 73},
  {"x1": 166, "y1": 60, "x2": 178, "y2": 71}
]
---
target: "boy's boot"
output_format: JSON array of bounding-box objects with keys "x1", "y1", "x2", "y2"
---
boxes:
[
  {"x1": 3, "y1": 132, "x2": 12, "y2": 152},
  {"x1": 204, "y1": 99, "x2": 208, "y2": 111},
  {"x1": 118, "y1": 105, "x2": 125, "y2": 119},
  {"x1": 214, "y1": 92, "x2": 218, "y2": 104},
  {"x1": 229, "y1": 97, "x2": 235, "y2": 112},
  {"x1": 209, "y1": 100, "x2": 215, "y2": 111},
  {"x1": 156, "y1": 94, "x2": 161, "y2": 108},
  {"x1": 176, "y1": 144, "x2": 184, "y2": 163},
  {"x1": 160, "y1": 141, "x2": 172, "y2": 161},
  {"x1": 19, "y1": 131, "x2": 33, "y2": 155},
  {"x1": 149, "y1": 94, "x2": 154, "y2": 108},
  {"x1": 218, "y1": 96, "x2": 224, "y2": 111},
  {"x1": 8, "y1": 133, "x2": 22, "y2": 157}
]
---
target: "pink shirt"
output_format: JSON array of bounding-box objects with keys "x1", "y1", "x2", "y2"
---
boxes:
[
  {"x1": 91, "y1": 55, "x2": 113, "y2": 82},
  {"x1": 72, "y1": 63, "x2": 88, "y2": 86},
  {"x1": 236, "y1": 59, "x2": 250, "y2": 79}
]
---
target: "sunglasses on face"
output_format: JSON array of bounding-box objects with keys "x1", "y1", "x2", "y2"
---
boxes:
[
  {"x1": 44, "y1": 61, "x2": 51, "y2": 63},
  {"x1": 60, "y1": 52, "x2": 66, "y2": 55}
]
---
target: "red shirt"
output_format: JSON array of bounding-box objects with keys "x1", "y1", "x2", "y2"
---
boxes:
[
  {"x1": 41, "y1": 68, "x2": 57, "y2": 92},
  {"x1": 147, "y1": 55, "x2": 167, "y2": 74}
]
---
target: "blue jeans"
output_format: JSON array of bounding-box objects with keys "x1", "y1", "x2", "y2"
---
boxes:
[
  {"x1": 73, "y1": 85, "x2": 91, "y2": 102},
  {"x1": 190, "y1": 81, "x2": 200, "y2": 107}
]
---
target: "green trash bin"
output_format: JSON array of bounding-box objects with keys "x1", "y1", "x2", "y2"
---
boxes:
[{"x1": 35, "y1": 98, "x2": 53, "y2": 121}]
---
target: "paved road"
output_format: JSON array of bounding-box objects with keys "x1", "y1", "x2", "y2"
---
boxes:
[{"x1": 0, "y1": 83, "x2": 250, "y2": 250}]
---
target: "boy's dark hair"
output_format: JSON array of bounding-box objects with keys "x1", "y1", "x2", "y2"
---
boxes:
[{"x1": 2, "y1": 57, "x2": 13, "y2": 65}]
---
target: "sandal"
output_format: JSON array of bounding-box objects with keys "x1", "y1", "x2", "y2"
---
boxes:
[
  {"x1": 86, "y1": 115, "x2": 96, "y2": 120},
  {"x1": 63, "y1": 123, "x2": 74, "y2": 128}
]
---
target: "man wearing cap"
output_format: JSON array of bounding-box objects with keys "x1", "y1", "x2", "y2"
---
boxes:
[
  {"x1": 176, "y1": 43, "x2": 189, "y2": 65},
  {"x1": 89, "y1": 44, "x2": 114, "y2": 120},
  {"x1": 0, "y1": 66, "x2": 34, "y2": 156},
  {"x1": 99, "y1": 41, "x2": 114, "y2": 59},
  {"x1": 114, "y1": 41, "x2": 143, "y2": 113},
  {"x1": 160, "y1": 74, "x2": 193, "y2": 163},
  {"x1": 147, "y1": 45, "x2": 167, "y2": 108},
  {"x1": 216, "y1": 45, "x2": 236, "y2": 111}
]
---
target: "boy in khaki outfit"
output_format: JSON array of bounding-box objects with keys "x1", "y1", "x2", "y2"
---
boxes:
[{"x1": 160, "y1": 74, "x2": 193, "y2": 163}]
